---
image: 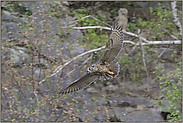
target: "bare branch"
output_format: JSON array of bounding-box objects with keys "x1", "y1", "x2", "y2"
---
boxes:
[
  {"x1": 124, "y1": 40, "x2": 181, "y2": 45},
  {"x1": 72, "y1": 26, "x2": 150, "y2": 43},
  {"x1": 170, "y1": 35, "x2": 179, "y2": 40},
  {"x1": 138, "y1": 29, "x2": 149, "y2": 78},
  {"x1": 127, "y1": 43, "x2": 138, "y2": 56},
  {"x1": 65, "y1": 54, "x2": 93, "y2": 78},
  {"x1": 171, "y1": 1, "x2": 182, "y2": 37},
  {"x1": 38, "y1": 46, "x2": 105, "y2": 85},
  {"x1": 69, "y1": 15, "x2": 111, "y2": 27},
  {"x1": 155, "y1": 45, "x2": 170, "y2": 64},
  {"x1": 67, "y1": 14, "x2": 150, "y2": 44},
  {"x1": 33, "y1": 92, "x2": 40, "y2": 111},
  {"x1": 72, "y1": 26, "x2": 111, "y2": 30},
  {"x1": 162, "y1": 28, "x2": 179, "y2": 40},
  {"x1": 72, "y1": 26, "x2": 182, "y2": 44}
]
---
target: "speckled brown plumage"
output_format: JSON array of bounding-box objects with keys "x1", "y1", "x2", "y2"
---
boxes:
[
  {"x1": 59, "y1": 25, "x2": 124, "y2": 94},
  {"x1": 113, "y1": 8, "x2": 128, "y2": 31}
]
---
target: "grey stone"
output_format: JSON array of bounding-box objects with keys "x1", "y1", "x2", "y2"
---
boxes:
[
  {"x1": 103, "y1": 85, "x2": 118, "y2": 91},
  {"x1": 121, "y1": 109, "x2": 163, "y2": 122},
  {"x1": 2, "y1": 10, "x2": 27, "y2": 23},
  {"x1": 86, "y1": 87, "x2": 99, "y2": 93}
]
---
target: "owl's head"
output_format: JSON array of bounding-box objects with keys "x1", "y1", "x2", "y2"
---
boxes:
[
  {"x1": 87, "y1": 64, "x2": 95, "y2": 73},
  {"x1": 119, "y1": 8, "x2": 128, "y2": 15}
]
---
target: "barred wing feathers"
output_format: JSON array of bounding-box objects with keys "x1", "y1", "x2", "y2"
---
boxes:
[
  {"x1": 59, "y1": 73, "x2": 98, "y2": 94},
  {"x1": 98, "y1": 25, "x2": 124, "y2": 65}
]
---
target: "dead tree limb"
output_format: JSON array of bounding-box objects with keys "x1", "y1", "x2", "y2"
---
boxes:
[
  {"x1": 72, "y1": 26, "x2": 182, "y2": 44},
  {"x1": 171, "y1": 1, "x2": 182, "y2": 38},
  {"x1": 38, "y1": 46, "x2": 105, "y2": 85}
]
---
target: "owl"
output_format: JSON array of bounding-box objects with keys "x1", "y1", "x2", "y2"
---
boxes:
[
  {"x1": 113, "y1": 8, "x2": 128, "y2": 32},
  {"x1": 59, "y1": 25, "x2": 124, "y2": 94}
]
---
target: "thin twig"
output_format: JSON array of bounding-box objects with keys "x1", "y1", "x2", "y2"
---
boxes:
[
  {"x1": 138, "y1": 29, "x2": 149, "y2": 78},
  {"x1": 65, "y1": 54, "x2": 93, "y2": 78},
  {"x1": 33, "y1": 79, "x2": 40, "y2": 111},
  {"x1": 162, "y1": 28, "x2": 178, "y2": 40},
  {"x1": 126, "y1": 43, "x2": 138, "y2": 56},
  {"x1": 38, "y1": 46, "x2": 105, "y2": 85},
  {"x1": 125, "y1": 31, "x2": 149, "y2": 43},
  {"x1": 69, "y1": 15, "x2": 111, "y2": 27},
  {"x1": 53, "y1": 47, "x2": 105, "y2": 74},
  {"x1": 33, "y1": 91, "x2": 40, "y2": 111},
  {"x1": 170, "y1": 35, "x2": 178, "y2": 40},
  {"x1": 155, "y1": 45, "x2": 170, "y2": 64}
]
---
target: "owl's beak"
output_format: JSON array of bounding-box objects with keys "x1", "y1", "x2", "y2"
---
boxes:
[{"x1": 122, "y1": 11, "x2": 126, "y2": 15}]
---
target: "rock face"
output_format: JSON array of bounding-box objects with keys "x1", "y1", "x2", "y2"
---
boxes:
[{"x1": 1, "y1": 1, "x2": 180, "y2": 122}]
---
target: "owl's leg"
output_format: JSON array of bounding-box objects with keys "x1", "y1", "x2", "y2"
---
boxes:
[
  {"x1": 98, "y1": 73, "x2": 107, "y2": 80},
  {"x1": 97, "y1": 73, "x2": 103, "y2": 80},
  {"x1": 97, "y1": 76, "x2": 101, "y2": 80},
  {"x1": 103, "y1": 73, "x2": 110, "y2": 80},
  {"x1": 103, "y1": 75, "x2": 107, "y2": 80}
]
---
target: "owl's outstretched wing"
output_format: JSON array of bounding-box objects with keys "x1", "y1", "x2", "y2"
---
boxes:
[
  {"x1": 98, "y1": 25, "x2": 124, "y2": 65},
  {"x1": 59, "y1": 73, "x2": 98, "y2": 94}
]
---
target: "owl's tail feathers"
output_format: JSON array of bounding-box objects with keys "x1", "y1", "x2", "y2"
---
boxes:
[{"x1": 110, "y1": 62, "x2": 120, "y2": 78}]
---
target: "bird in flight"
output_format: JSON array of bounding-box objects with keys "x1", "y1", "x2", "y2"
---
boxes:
[{"x1": 59, "y1": 25, "x2": 124, "y2": 94}]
